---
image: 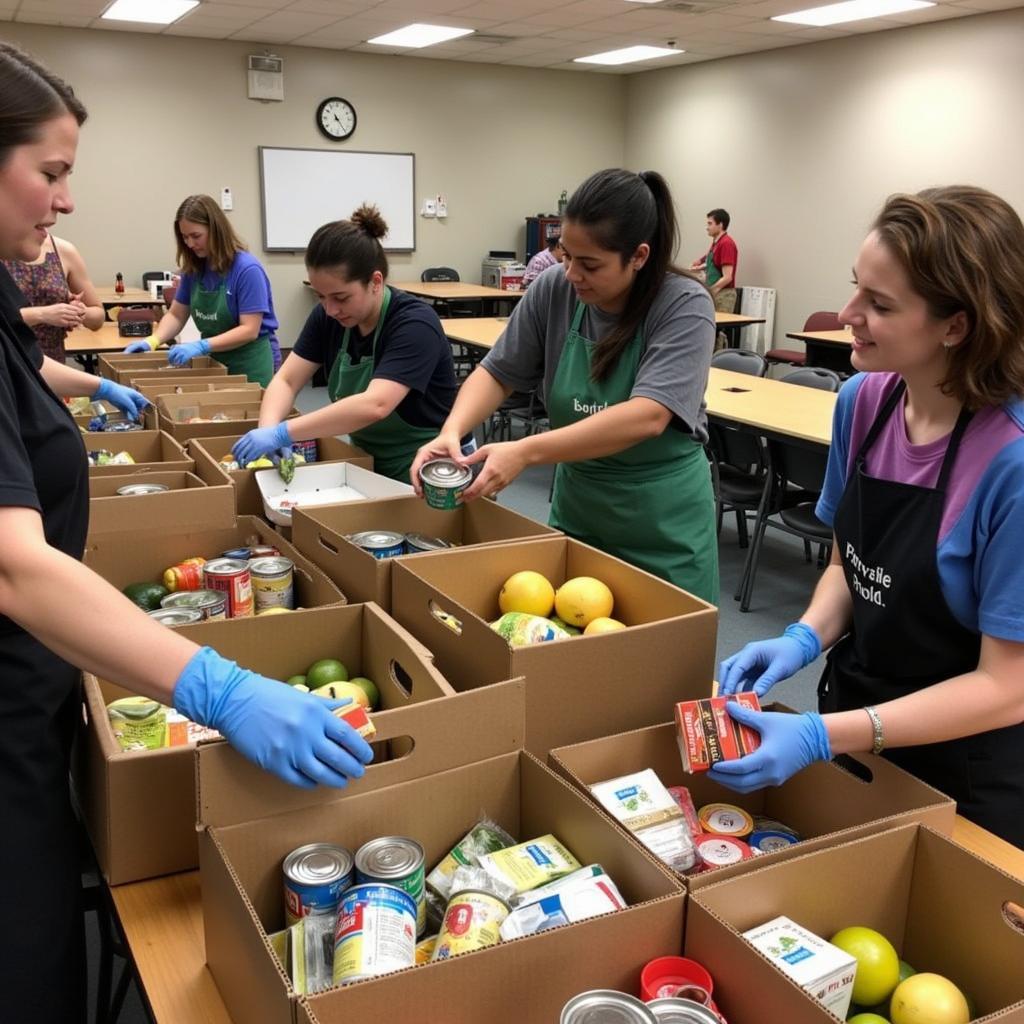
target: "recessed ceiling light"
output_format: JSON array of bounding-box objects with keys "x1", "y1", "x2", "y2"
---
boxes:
[
  {"x1": 772, "y1": 0, "x2": 933, "y2": 26},
  {"x1": 575, "y1": 45, "x2": 681, "y2": 65},
  {"x1": 367, "y1": 23, "x2": 474, "y2": 48},
  {"x1": 624, "y1": 0, "x2": 667, "y2": 4},
  {"x1": 101, "y1": 0, "x2": 199, "y2": 24}
]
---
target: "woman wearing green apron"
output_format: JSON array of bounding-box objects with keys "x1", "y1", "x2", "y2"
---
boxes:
[
  {"x1": 233, "y1": 206, "x2": 469, "y2": 481},
  {"x1": 411, "y1": 169, "x2": 719, "y2": 603},
  {"x1": 122, "y1": 194, "x2": 279, "y2": 384}
]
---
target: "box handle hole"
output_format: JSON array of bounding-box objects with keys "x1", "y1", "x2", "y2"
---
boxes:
[
  {"x1": 317, "y1": 533, "x2": 340, "y2": 556},
  {"x1": 388, "y1": 660, "x2": 414, "y2": 699},
  {"x1": 830, "y1": 753, "x2": 874, "y2": 784},
  {"x1": 1002, "y1": 901, "x2": 1024, "y2": 936},
  {"x1": 428, "y1": 599, "x2": 462, "y2": 636}
]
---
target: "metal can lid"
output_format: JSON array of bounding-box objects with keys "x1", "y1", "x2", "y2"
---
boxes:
[
  {"x1": 354, "y1": 836, "x2": 424, "y2": 879},
  {"x1": 220, "y1": 547, "x2": 252, "y2": 560},
  {"x1": 161, "y1": 589, "x2": 225, "y2": 610},
  {"x1": 752, "y1": 816, "x2": 801, "y2": 839},
  {"x1": 749, "y1": 829, "x2": 800, "y2": 855},
  {"x1": 116, "y1": 483, "x2": 169, "y2": 495},
  {"x1": 693, "y1": 833, "x2": 753, "y2": 866},
  {"x1": 697, "y1": 803, "x2": 754, "y2": 837},
  {"x1": 204, "y1": 558, "x2": 250, "y2": 574},
  {"x1": 283, "y1": 843, "x2": 353, "y2": 887},
  {"x1": 560, "y1": 991, "x2": 658, "y2": 1024},
  {"x1": 404, "y1": 532, "x2": 452, "y2": 551},
  {"x1": 249, "y1": 556, "x2": 294, "y2": 576},
  {"x1": 148, "y1": 607, "x2": 203, "y2": 625},
  {"x1": 420, "y1": 459, "x2": 472, "y2": 487},
  {"x1": 646, "y1": 998, "x2": 721, "y2": 1023},
  {"x1": 350, "y1": 531, "x2": 406, "y2": 548}
]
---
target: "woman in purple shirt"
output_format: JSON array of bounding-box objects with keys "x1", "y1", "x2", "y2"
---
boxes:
[{"x1": 715, "y1": 186, "x2": 1024, "y2": 848}]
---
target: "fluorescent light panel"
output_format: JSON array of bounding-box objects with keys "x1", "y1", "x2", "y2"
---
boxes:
[
  {"x1": 102, "y1": 0, "x2": 198, "y2": 23},
  {"x1": 772, "y1": 0, "x2": 933, "y2": 26},
  {"x1": 368, "y1": 23, "x2": 474, "y2": 47},
  {"x1": 575, "y1": 45, "x2": 681, "y2": 65}
]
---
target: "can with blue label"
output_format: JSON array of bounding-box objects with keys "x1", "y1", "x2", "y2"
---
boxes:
[
  {"x1": 348, "y1": 531, "x2": 406, "y2": 560},
  {"x1": 355, "y1": 836, "x2": 426, "y2": 936},
  {"x1": 333, "y1": 883, "x2": 417, "y2": 985},
  {"x1": 749, "y1": 829, "x2": 800, "y2": 855},
  {"x1": 282, "y1": 842, "x2": 354, "y2": 927}
]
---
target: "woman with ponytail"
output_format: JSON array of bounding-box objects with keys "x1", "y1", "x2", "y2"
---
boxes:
[
  {"x1": 411, "y1": 168, "x2": 718, "y2": 601},
  {"x1": 234, "y1": 205, "x2": 469, "y2": 481}
]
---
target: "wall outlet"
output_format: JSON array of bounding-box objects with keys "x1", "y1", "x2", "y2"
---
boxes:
[
  {"x1": 221, "y1": 187, "x2": 233, "y2": 211},
  {"x1": 436, "y1": 194, "x2": 448, "y2": 219},
  {"x1": 421, "y1": 198, "x2": 437, "y2": 218}
]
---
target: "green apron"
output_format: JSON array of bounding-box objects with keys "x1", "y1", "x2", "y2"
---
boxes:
[
  {"x1": 704, "y1": 239, "x2": 723, "y2": 289},
  {"x1": 327, "y1": 287, "x2": 438, "y2": 483},
  {"x1": 190, "y1": 271, "x2": 273, "y2": 386},
  {"x1": 547, "y1": 301, "x2": 719, "y2": 603}
]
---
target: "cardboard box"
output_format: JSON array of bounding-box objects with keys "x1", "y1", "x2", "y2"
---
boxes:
[
  {"x1": 83, "y1": 514, "x2": 345, "y2": 610},
  {"x1": 155, "y1": 391, "x2": 299, "y2": 443},
  {"x1": 390, "y1": 536, "x2": 717, "y2": 755},
  {"x1": 133, "y1": 378, "x2": 259, "y2": 429},
  {"x1": 191, "y1": 435, "x2": 374, "y2": 517},
  {"x1": 73, "y1": 603, "x2": 452, "y2": 884},
  {"x1": 87, "y1": 468, "x2": 236, "y2": 536},
  {"x1": 83, "y1": 429, "x2": 193, "y2": 477},
  {"x1": 99, "y1": 352, "x2": 228, "y2": 383},
  {"x1": 195, "y1": 679, "x2": 687, "y2": 1024},
  {"x1": 291, "y1": 495, "x2": 561, "y2": 612},
  {"x1": 549, "y1": 721, "x2": 955, "y2": 884},
  {"x1": 686, "y1": 824, "x2": 1024, "y2": 1023},
  {"x1": 125, "y1": 370, "x2": 247, "y2": 390}
]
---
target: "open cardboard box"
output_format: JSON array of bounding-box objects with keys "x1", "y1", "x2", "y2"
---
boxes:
[
  {"x1": 191, "y1": 435, "x2": 374, "y2": 517},
  {"x1": 135, "y1": 378, "x2": 260, "y2": 429},
  {"x1": 686, "y1": 823, "x2": 1024, "y2": 1023},
  {"x1": 155, "y1": 391, "x2": 299, "y2": 443},
  {"x1": 99, "y1": 352, "x2": 227, "y2": 383},
  {"x1": 549, "y1": 720, "x2": 956, "y2": 885},
  {"x1": 196, "y1": 679, "x2": 687, "y2": 1024},
  {"x1": 87, "y1": 468, "x2": 236, "y2": 536},
  {"x1": 390, "y1": 536, "x2": 717, "y2": 755},
  {"x1": 291, "y1": 495, "x2": 561, "y2": 612},
  {"x1": 73, "y1": 603, "x2": 451, "y2": 884},
  {"x1": 83, "y1": 514, "x2": 344, "y2": 610},
  {"x1": 83, "y1": 429, "x2": 192, "y2": 477}
]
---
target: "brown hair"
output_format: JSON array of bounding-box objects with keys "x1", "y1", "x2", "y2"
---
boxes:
[
  {"x1": 0, "y1": 42, "x2": 87, "y2": 168},
  {"x1": 174, "y1": 194, "x2": 246, "y2": 276},
  {"x1": 873, "y1": 186, "x2": 1024, "y2": 408},
  {"x1": 305, "y1": 204, "x2": 389, "y2": 283}
]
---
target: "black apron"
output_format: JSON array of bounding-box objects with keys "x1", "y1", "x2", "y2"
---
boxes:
[{"x1": 819, "y1": 380, "x2": 1024, "y2": 848}]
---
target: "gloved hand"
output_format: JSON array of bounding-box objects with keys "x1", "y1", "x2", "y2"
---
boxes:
[
  {"x1": 232, "y1": 422, "x2": 292, "y2": 468},
  {"x1": 173, "y1": 647, "x2": 373, "y2": 789},
  {"x1": 167, "y1": 338, "x2": 212, "y2": 366},
  {"x1": 123, "y1": 339, "x2": 156, "y2": 354},
  {"x1": 707, "y1": 702, "x2": 831, "y2": 793},
  {"x1": 91, "y1": 377, "x2": 150, "y2": 420},
  {"x1": 719, "y1": 622, "x2": 822, "y2": 698}
]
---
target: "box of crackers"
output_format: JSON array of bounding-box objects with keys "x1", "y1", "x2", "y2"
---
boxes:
[{"x1": 675, "y1": 693, "x2": 761, "y2": 773}]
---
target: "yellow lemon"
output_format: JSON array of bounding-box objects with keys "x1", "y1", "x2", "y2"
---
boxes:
[
  {"x1": 257, "y1": 607, "x2": 293, "y2": 616},
  {"x1": 498, "y1": 570, "x2": 555, "y2": 617},
  {"x1": 890, "y1": 974, "x2": 970, "y2": 1024},
  {"x1": 584, "y1": 616, "x2": 626, "y2": 635},
  {"x1": 554, "y1": 576, "x2": 614, "y2": 628}
]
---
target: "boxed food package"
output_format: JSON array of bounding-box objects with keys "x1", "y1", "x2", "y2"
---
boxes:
[
  {"x1": 676, "y1": 693, "x2": 762, "y2": 773},
  {"x1": 83, "y1": 429, "x2": 192, "y2": 477}
]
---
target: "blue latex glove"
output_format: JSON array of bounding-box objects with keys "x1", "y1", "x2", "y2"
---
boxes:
[
  {"x1": 719, "y1": 622, "x2": 822, "y2": 698},
  {"x1": 173, "y1": 647, "x2": 373, "y2": 789},
  {"x1": 232, "y1": 421, "x2": 292, "y2": 468},
  {"x1": 708, "y1": 702, "x2": 832, "y2": 793},
  {"x1": 122, "y1": 339, "x2": 154, "y2": 354},
  {"x1": 91, "y1": 377, "x2": 150, "y2": 421},
  {"x1": 167, "y1": 337, "x2": 212, "y2": 366}
]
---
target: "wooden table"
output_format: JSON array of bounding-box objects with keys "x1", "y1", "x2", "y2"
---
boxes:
[
  {"x1": 108, "y1": 814, "x2": 1023, "y2": 1024},
  {"x1": 394, "y1": 280, "x2": 524, "y2": 316},
  {"x1": 716, "y1": 311, "x2": 766, "y2": 348},
  {"x1": 66, "y1": 321, "x2": 131, "y2": 373},
  {"x1": 95, "y1": 286, "x2": 165, "y2": 308},
  {"x1": 786, "y1": 327, "x2": 853, "y2": 374}
]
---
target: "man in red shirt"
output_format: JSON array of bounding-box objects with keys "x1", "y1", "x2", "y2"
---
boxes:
[{"x1": 691, "y1": 208, "x2": 738, "y2": 314}]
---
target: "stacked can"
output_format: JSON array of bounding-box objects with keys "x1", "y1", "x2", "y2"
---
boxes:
[
  {"x1": 160, "y1": 589, "x2": 227, "y2": 621},
  {"x1": 332, "y1": 883, "x2": 417, "y2": 985},
  {"x1": 354, "y1": 836, "x2": 426, "y2": 936},
  {"x1": 202, "y1": 558, "x2": 254, "y2": 618}
]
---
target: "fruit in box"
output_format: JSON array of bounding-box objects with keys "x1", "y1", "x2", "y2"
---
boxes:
[
  {"x1": 830, "y1": 926, "x2": 900, "y2": 1007},
  {"x1": 498, "y1": 570, "x2": 555, "y2": 617},
  {"x1": 554, "y1": 576, "x2": 614, "y2": 627}
]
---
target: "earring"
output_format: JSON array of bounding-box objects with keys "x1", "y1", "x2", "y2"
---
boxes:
[{"x1": 942, "y1": 341, "x2": 953, "y2": 349}]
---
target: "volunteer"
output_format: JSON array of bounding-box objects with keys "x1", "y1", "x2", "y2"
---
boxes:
[
  {"x1": 1, "y1": 230, "x2": 103, "y2": 361},
  {"x1": 410, "y1": 168, "x2": 719, "y2": 603},
  {"x1": 232, "y1": 205, "x2": 470, "y2": 482},
  {"x1": 0, "y1": 43, "x2": 372, "y2": 1024},
  {"x1": 123, "y1": 193, "x2": 281, "y2": 384},
  {"x1": 715, "y1": 186, "x2": 1024, "y2": 849}
]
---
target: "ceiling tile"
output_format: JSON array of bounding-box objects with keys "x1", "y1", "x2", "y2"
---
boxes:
[{"x1": 14, "y1": 11, "x2": 94, "y2": 25}]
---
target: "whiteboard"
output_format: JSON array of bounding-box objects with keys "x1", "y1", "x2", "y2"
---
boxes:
[{"x1": 258, "y1": 146, "x2": 415, "y2": 252}]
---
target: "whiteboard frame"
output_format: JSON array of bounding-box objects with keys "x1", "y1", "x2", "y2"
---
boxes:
[{"x1": 258, "y1": 145, "x2": 416, "y2": 253}]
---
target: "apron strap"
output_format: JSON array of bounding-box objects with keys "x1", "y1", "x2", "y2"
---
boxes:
[
  {"x1": 935, "y1": 404, "x2": 974, "y2": 492},
  {"x1": 569, "y1": 299, "x2": 586, "y2": 334},
  {"x1": 854, "y1": 378, "x2": 906, "y2": 462}
]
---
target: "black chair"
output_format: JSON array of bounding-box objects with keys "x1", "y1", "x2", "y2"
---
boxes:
[
  {"x1": 485, "y1": 389, "x2": 546, "y2": 442},
  {"x1": 141, "y1": 270, "x2": 169, "y2": 292},
  {"x1": 735, "y1": 367, "x2": 841, "y2": 611}
]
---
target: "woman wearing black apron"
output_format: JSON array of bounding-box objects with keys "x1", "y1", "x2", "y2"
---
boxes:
[
  {"x1": 0, "y1": 46, "x2": 372, "y2": 1023},
  {"x1": 715, "y1": 186, "x2": 1024, "y2": 849}
]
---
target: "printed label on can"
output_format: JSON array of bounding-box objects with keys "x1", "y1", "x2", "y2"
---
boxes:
[
  {"x1": 203, "y1": 559, "x2": 254, "y2": 618},
  {"x1": 431, "y1": 890, "x2": 509, "y2": 961},
  {"x1": 420, "y1": 459, "x2": 472, "y2": 511},
  {"x1": 250, "y1": 557, "x2": 295, "y2": 611},
  {"x1": 333, "y1": 884, "x2": 417, "y2": 985}
]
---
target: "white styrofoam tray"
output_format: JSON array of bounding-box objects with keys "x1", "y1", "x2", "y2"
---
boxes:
[{"x1": 256, "y1": 461, "x2": 412, "y2": 525}]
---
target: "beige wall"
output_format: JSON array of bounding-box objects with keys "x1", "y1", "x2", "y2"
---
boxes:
[
  {"x1": 0, "y1": 23, "x2": 624, "y2": 341},
  {"x1": 624, "y1": 8, "x2": 1024, "y2": 341}
]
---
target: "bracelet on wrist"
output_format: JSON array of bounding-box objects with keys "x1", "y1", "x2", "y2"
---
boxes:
[{"x1": 864, "y1": 705, "x2": 885, "y2": 755}]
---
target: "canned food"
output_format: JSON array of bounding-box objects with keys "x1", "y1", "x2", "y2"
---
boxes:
[
  {"x1": 431, "y1": 889, "x2": 509, "y2": 961},
  {"x1": 163, "y1": 557, "x2": 206, "y2": 592},
  {"x1": 250, "y1": 544, "x2": 281, "y2": 559},
  {"x1": 148, "y1": 607, "x2": 203, "y2": 627},
  {"x1": 102, "y1": 420, "x2": 144, "y2": 432},
  {"x1": 404, "y1": 532, "x2": 454, "y2": 554},
  {"x1": 646, "y1": 998, "x2": 721, "y2": 1023},
  {"x1": 355, "y1": 836, "x2": 426, "y2": 936},
  {"x1": 220, "y1": 546, "x2": 252, "y2": 560},
  {"x1": 419, "y1": 459, "x2": 472, "y2": 510},
  {"x1": 349, "y1": 531, "x2": 406, "y2": 560},
  {"x1": 291, "y1": 438, "x2": 318, "y2": 463},
  {"x1": 697, "y1": 803, "x2": 753, "y2": 838},
  {"x1": 749, "y1": 829, "x2": 800, "y2": 855},
  {"x1": 202, "y1": 558, "x2": 254, "y2": 618},
  {"x1": 282, "y1": 842, "x2": 354, "y2": 927},
  {"x1": 115, "y1": 483, "x2": 169, "y2": 496},
  {"x1": 560, "y1": 991, "x2": 658, "y2": 1023},
  {"x1": 333, "y1": 883, "x2": 417, "y2": 985},
  {"x1": 693, "y1": 833, "x2": 753, "y2": 870},
  {"x1": 249, "y1": 556, "x2": 295, "y2": 611},
  {"x1": 160, "y1": 589, "x2": 227, "y2": 621}
]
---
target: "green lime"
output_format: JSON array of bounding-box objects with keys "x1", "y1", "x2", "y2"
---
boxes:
[
  {"x1": 123, "y1": 581, "x2": 169, "y2": 612},
  {"x1": 285, "y1": 675, "x2": 306, "y2": 688},
  {"x1": 348, "y1": 677, "x2": 380, "y2": 710},
  {"x1": 306, "y1": 658, "x2": 349, "y2": 689}
]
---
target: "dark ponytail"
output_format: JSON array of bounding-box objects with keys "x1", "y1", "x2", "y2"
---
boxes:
[
  {"x1": 564, "y1": 168, "x2": 695, "y2": 381},
  {"x1": 306, "y1": 203, "x2": 389, "y2": 283}
]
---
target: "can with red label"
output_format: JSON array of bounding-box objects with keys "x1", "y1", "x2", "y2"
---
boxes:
[
  {"x1": 202, "y1": 557, "x2": 254, "y2": 618},
  {"x1": 430, "y1": 889, "x2": 509, "y2": 961},
  {"x1": 693, "y1": 833, "x2": 753, "y2": 872}
]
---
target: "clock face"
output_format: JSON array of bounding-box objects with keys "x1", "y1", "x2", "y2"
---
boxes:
[{"x1": 317, "y1": 97, "x2": 356, "y2": 140}]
